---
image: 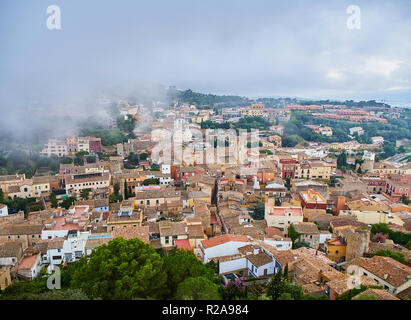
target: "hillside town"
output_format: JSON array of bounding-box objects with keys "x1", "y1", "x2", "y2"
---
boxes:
[{"x1": 1, "y1": 94, "x2": 410, "y2": 301}]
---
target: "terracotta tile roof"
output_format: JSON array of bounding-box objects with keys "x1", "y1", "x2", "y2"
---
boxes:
[
  {"x1": 112, "y1": 226, "x2": 149, "y2": 243},
  {"x1": 187, "y1": 224, "x2": 204, "y2": 239},
  {"x1": 354, "y1": 288, "x2": 400, "y2": 300},
  {"x1": 0, "y1": 241, "x2": 22, "y2": 258},
  {"x1": 85, "y1": 237, "x2": 112, "y2": 249},
  {"x1": 293, "y1": 222, "x2": 319, "y2": 234},
  {"x1": 328, "y1": 275, "x2": 378, "y2": 296},
  {"x1": 47, "y1": 238, "x2": 65, "y2": 250},
  {"x1": 18, "y1": 254, "x2": 39, "y2": 270},
  {"x1": 0, "y1": 224, "x2": 43, "y2": 235},
  {"x1": 270, "y1": 249, "x2": 296, "y2": 267},
  {"x1": 158, "y1": 221, "x2": 188, "y2": 237},
  {"x1": 350, "y1": 256, "x2": 411, "y2": 288},
  {"x1": 175, "y1": 239, "x2": 191, "y2": 250},
  {"x1": 247, "y1": 251, "x2": 273, "y2": 268},
  {"x1": 201, "y1": 234, "x2": 250, "y2": 249},
  {"x1": 302, "y1": 283, "x2": 323, "y2": 294},
  {"x1": 396, "y1": 286, "x2": 411, "y2": 300},
  {"x1": 148, "y1": 221, "x2": 160, "y2": 234}
]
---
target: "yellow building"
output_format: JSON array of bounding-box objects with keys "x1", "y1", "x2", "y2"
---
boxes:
[
  {"x1": 0, "y1": 267, "x2": 11, "y2": 290},
  {"x1": 107, "y1": 201, "x2": 143, "y2": 232},
  {"x1": 325, "y1": 238, "x2": 347, "y2": 263},
  {"x1": 339, "y1": 210, "x2": 405, "y2": 227},
  {"x1": 295, "y1": 161, "x2": 334, "y2": 180},
  {"x1": 191, "y1": 110, "x2": 210, "y2": 124},
  {"x1": 188, "y1": 191, "x2": 211, "y2": 208}
]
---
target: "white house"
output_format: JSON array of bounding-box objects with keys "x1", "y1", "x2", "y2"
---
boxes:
[
  {"x1": 218, "y1": 244, "x2": 275, "y2": 277},
  {"x1": 349, "y1": 127, "x2": 364, "y2": 136},
  {"x1": 263, "y1": 237, "x2": 292, "y2": 251},
  {"x1": 319, "y1": 231, "x2": 333, "y2": 245},
  {"x1": 0, "y1": 204, "x2": 8, "y2": 217},
  {"x1": 17, "y1": 254, "x2": 42, "y2": 280},
  {"x1": 46, "y1": 230, "x2": 89, "y2": 269},
  {"x1": 200, "y1": 234, "x2": 252, "y2": 263},
  {"x1": 371, "y1": 136, "x2": 384, "y2": 146}
]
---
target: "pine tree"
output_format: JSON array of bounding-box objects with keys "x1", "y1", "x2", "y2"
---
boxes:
[
  {"x1": 49, "y1": 192, "x2": 58, "y2": 208},
  {"x1": 283, "y1": 263, "x2": 289, "y2": 280}
]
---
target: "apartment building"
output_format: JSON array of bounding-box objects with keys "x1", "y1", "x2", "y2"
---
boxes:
[
  {"x1": 294, "y1": 161, "x2": 334, "y2": 180},
  {"x1": 64, "y1": 172, "x2": 111, "y2": 197},
  {"x1": 264, "y1": 205, "x2": 303, "y2": 232},
  {"x1": 40, "y1": 139, "x2": 68, "y2": 157}
]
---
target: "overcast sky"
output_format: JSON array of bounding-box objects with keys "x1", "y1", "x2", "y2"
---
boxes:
[{"x1": 1, "y1": 0, "x2": 411, "y2": 108}]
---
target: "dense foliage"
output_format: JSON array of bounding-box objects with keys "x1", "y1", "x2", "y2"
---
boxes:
[{"x1": 371, "y1": 223, "x2": 411, "y2": 249}]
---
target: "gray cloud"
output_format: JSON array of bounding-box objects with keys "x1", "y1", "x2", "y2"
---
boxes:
[{"x1": 0, "y1": 0, "x2": 410, "y2": 144}]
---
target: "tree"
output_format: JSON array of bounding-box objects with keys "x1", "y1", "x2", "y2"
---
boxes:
[
  {"x1": 73, "y1": 157, "x2": 84, "y2": 166},
  {"x1": 285, "y1": 177, "x2": 291, "y2": 190},
  {"x1": 86, "y1": 155, "x2": 96, "y2": 164},
  {"x1": 162, "y1": 250, "x2": 214, "y2": 298},
  {"x1": 175, "y1": 276, "x2": 220, "y2": 300},
  {"x1": 266, "y1": 270, "x2": 284, "y2": 300},
  {"x1": 75, "y1": 151, "x2": 89, "y2": 157},
  {"x1": 61, "y1": 197, "x2": 75, "y2": 209},
  {"x1": 371, "y1": 249, "x2": 407, "y2": 265},
  {"x1": 113, "y1": 182, "x2": 120, "y2": 196},
  {"x1": 283, "y1": 263, "x2": 289, "y2": 280},
  {"x1": 220, "y1": 276, "x2": 246, "y2": 300},
  {"x1": 398, "y1": 146, "x2": 406, "y2": 154},
  {"x1": 371, "y1": 232, "x2": 387, "y2": 243},
  {"x1": 278, "y1": 292, "x2": 294, "y2": 300},
  {"x1": 139, "y1": 153, "x2": 148, "y2": 161},
  {"x1": 287, "y1": 224, "x2": 300, "y2": 244},
  {"x1": 71, "y1": 237, "x2": 167, "y2": 299},
  {"x1": 80, "y1": 189, "x2": 90, "y2": 200},
  {"x1": 250, "y1": 202, "x2": 265, "y2": 220},
  {"x1": 0, "y1": 188, "x2": 4, "y2": 202},
  {"x1": 49, "y1": 192, "x2": 58, "y2": 208},
  {"x1": 143, "y1": 178, "x2": 160, "y2": 186},
  {"x1": 127, "y1": 152, "x2": 139, "y2": 166},
  {"x1": 353, "y1": 294, "x2": 378, "y2": 300},
  {"x1": 109, "y1": 193, "x2": 123, "y2": 203},
  {"x1": 400, "y1": 194, "x2": 410, "y2": 205},
  {"x1": 337, "y1": 151, "x2": 347, "y2": 169}
]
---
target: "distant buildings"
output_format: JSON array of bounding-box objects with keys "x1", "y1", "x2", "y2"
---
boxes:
[
  {"x1": 41, "y1": 136, "x2": 102, "y2": 157},
  {"x1": 240, "y1": 104, "x2": 265, "y2": 117},
  {"x1": 349, "y1": 127, "x2": 365, "y2": 136}
]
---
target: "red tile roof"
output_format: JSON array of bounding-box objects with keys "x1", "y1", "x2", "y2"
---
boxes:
[
  {"x1": 201, "y1": 234, "x2": 250, "y2": 249},
  {"x1": 175, "y1": 239, "x2": 191, "y2": 250}
]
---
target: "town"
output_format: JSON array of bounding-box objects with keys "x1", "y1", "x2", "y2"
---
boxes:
[{"x1": 0, "y1": 89, "x2": 410, "y2": 301}]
